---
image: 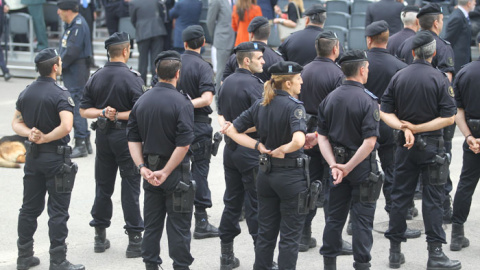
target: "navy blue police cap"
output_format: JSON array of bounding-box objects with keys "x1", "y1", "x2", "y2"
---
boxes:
[
  {"x1": 57, "y1": 0, "x2": 78, "y2": 11},
  {"x1": 268, "y1": 61, "x2": 303, "y2": 75},
  {"x1": 104, "y1": 32, "x2": 130, "y2": 49},
  {"x1": 248, "y1": 16, "x2": 269, "y2": 33},
  {"x1": 417, "y1": 3, "x2": 442, "y2": 18},
  {"x1": 338, "y1": 50, "x2": 368, "y2": 65},
  {"x1": 154, "y1": 50, "x2": 182, "y2": 67},
  {"x1": 402, "y1": 5, "x2": 420, "y2": 13},
  {"x1": 234, "y1": 42, "x2": 265, "y2": 53},
  {"x1": 365, "y1": 20, "x2": 389, "y2": 37},
  {"x1": 35, "y1": 48, "x2": 59, "y2": 64},
  {"x1": 304, "y1": 4, "x2": 326, "y2": 16},
  {"x1": 411, "y1": 31, "x2": 435, "y2": 50},
  {"x1": 182, "y1": 25, "x2": 204, "y2": 42},
  {"x1": 316, "y1": 31, "x2": 338, "y2": 40}
]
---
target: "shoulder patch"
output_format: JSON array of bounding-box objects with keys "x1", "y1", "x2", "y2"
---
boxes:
[
  {"x1": 373, "y1": 108, "x2": 380, "y2": 122},
  {"x1": 90, "y1": 66, "x2": 103, "y2": 77},
  {"x1": 252, "y1": 74, "x2": 264, "y2": 84},
  {"x1": 288, "y1": 96, "x2": 303, "y2": 104},
  {"x1": 294, "y1": 108, "x2": 304, "y2": 119},
  {"x1": 55, "y1": 82, "x2": 68, "y2": 91},
  {"x1": 448, "y1": 86, "x2": 455, "y2": 97},
  {"x1": 76, "y1": 18, "x2": 82, "y2": 25},
  {"x1": 446, "y1": 57, "x2": 454, "y2": 67},
  {"x1": 364, "y1": 89, "x2": 378, "y2": 100},
  {"x1": 67, "y1": 97, "x2": 75, "y2": 107},
  {"x1": 129, "y1": 68, "x2": 141, "y2": 77}
]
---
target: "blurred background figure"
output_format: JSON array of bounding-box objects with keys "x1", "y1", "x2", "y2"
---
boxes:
[{"x1": 232, "y1": 0, "x2": 262, "y2": 46}]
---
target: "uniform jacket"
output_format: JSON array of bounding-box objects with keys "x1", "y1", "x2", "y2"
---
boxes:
[
  {"x1": 169, "y1": 0, "x2": 202, "y2": 48},
  {"x1": 365, "y1": 0, "x2": 404, "y2": 35},
  {"x1": 444, "y1": 8, "x2": 472, "y2": 73},
  {"x1": 206, "y1": 0, "x2": 235, "y2": 50},
  {"x1": 59, "y1": 14, "x2": 92, "y2": 69},
  {"x1": 129, "y1": 0, "x2": 167, "y2": 42}
]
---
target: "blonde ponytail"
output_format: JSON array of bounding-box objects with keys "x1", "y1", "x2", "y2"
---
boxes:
[{"x1": 261, "y1": 75, "x2": 296, "y2": 106}]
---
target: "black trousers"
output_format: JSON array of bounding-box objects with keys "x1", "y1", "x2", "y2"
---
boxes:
[
  {"x1": 63, "y1": 63, "x2": 90, "y2": 139},
  {"x1": 320, "y1": 160, "x2": 376, "y2": 264},
  {"x1": 452, "y1": 141, "x2": 480, "y2": 224},
  {"x1": 304, "y1": 150, "x2": 323, "y2": 227},
  {"x1": 378, "y1": 120, "x2": 395, "y2": 213},
  {"x1": 89, "y1": 129, "x2": 143, "y2": 232},
  {"x1": 253, "y1": 167, "x2": 307, "y2": 270},
  {"x1": 18, "y1": 151, "x2": 72, "y2": 249},
  {"x1": 142, "y1": 170, "x2": 194, "y2": 270},
  {"x1": 219, "y1": 145, "x2": 258, "y2": 244},
  {"x1": 191, "y1": 121, "x2": 213, "y2": 210},
  {"x1": 137, "y1": 36, "x2": 164, "y2": 85},
  {"x1": 385, "y1": 141, "x2": 446, "y2": 243}
]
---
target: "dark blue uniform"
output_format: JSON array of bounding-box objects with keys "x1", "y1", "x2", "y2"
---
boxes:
[
  {"x1": 222, "y1": 43, "x2": 283, "y2": 82},
  {"x1": 177, "y1": 50, "x2": 216, "y2": 212},
  {"x1": 127, "y1": 82, "x2": 195, "y2": 269},
  {"x1": 451, "y1": 58, "x2": 480, "y2": 226},
  {"x1": 365, "y1": 48, "x2": 406, "y2": 213},
  {"x1": 101, "y1": 0, "x2": 129, "y2": 35},
  {"x1": 318, "y1": 81, "x2": 380, "y2": 266},
  {"x1": 387, "y1": 28, "x2": 416, "y2": 57},
  {"x1": 16, "y1": 77, "x2": 75, "y2": 250},
  {"x1": 382, "y1": 59, "x2": 456, "y2": 244},
  {"x1": 233, "y1": 91, "x2": 308, "y2": 270},
  {"x1": 217, "y1": 68, "x2": 263, "y2": 245},
  {"x1": 278, "y1": 25, "x2": 324, "y2": 66},
  {"x1": 365, "y1": 0, "x2": 404, "y2": 35},
  {"x1": 80, "y1": 62, "x2": 144, "y2": 233},
  {"x1": 59, "y1": 13, "x2": 92, "y2": 140}
]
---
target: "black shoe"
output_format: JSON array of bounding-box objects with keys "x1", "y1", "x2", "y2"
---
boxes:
[
  {"x1": 450, "y1": 223, "x2": 469, "y2": 251},
  {"x1": 339, "y1": 240, "x2": 353, "y2": 256},
  {"x1": 220, "y1": 242, "x2": 240, "y2": 270},
  {"x1": 324, "y1": 257, "x2": 336, "y2": 270},
  {"x1": 94, "y1": 227, "x2": 110, "y2": 253},
  {"x1": 443, "y1": 208, "x2": 453, "y2": 225},
  {"x1": 145, "y1": 263, "x2": 159, "y2": 270},
  {"x1": 193, "y1": 211, "x2": 219, "y2": 239},
  {"x1": 17, "y1": 240, "x2": 40, "y2": 270},
  {"x1": 125, "y1": 231, "x2": 142, "y2": 258},
  {"x1": 49, "y1": 245, "x2": 85, "y2": 270},
  {"x1": 389, "y1": 241, "x2": 405, "y2": 269},
  {"x1": 70, "y1": 139, "x2": 88, "y2": 158},
  {"x1": 353, "y1": 262, "x2": 371, "y2": 270},
  {"x1": 427, "y1": 242, "x2": 461, "y2": 270},
  {"x1": 404, "y1": 227, "x2": 421, "y2": 239},
  {"x1": 85, "y1": 135, "x2": 93, "y2": 154},
  {"x1": 406, "y1": 206, "x2": 418, "y2": 220},
  {"x1": 4, "y1": 72, "x2": 12, "y2": 81},
  {"x1": 298, "y1": 226, "x2": 316, "y2": 252},
  {"x1": 271, "y1": 261, "x2": 278, "y2": 270}
]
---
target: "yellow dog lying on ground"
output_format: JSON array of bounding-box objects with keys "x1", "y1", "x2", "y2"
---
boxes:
[{"x1": 0, "y1": 135, "x2": 27, "y2": 168}]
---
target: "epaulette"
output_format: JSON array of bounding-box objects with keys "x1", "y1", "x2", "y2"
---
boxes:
[
  {"x1": 75, "y1": 18, "x2": 82, "y2": 25},
  {"x1": 90, "y1": 66, "x2": 103, "y2": 77},
  {"x1": 252, "y1": 74, "x2": 264, "y2": 84},
  {"x1": 335, "y1": 62, "x2": 341, "y2": 68},
  {"x1": 288, "y1": 96, "x2": 303, "y2": 104},
  {"x1": 129, "y1": 67, "x2": 141, "y2": 77},
  {"x1": 55, "y1": 82, "x2": 68, "y2": 91},
  {"x1": 364, "y1": 89, "x2": 378, "y2": 100},
  {"x1": 273, "y1": 49, "x2": 282, "y2": 56},
  {"x1": 439, "y1": 37, "x2": 450, "y2": 45}
]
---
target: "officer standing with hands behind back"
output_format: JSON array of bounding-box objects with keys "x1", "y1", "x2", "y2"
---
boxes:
[
  {"x1": 79, "y1": 32, "x2": 145, "y2": 258},
  {"x1": 13, "y1": 48, "x2": 84, "y2": 270}
]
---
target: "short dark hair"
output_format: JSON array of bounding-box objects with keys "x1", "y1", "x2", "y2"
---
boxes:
[
  {"x1": 252, "y1": 24, "x2": 270, "y2": 40},
  {"x1": 341, "y1": 61, "x2": 366, "y2": 77},
  {"x1": 37, "y1": 56, "x2": 59, "y2": 77},
  {"x1": 107, "y1": 42, "x2": 129, "y2": 58},
  {"x1": 236, "y1": 51, "x2": 254, "y2": 66},
  {"x1": 419, "y1": 14, "x2": 440, "y2": 30},
  {"x1": 316, "y1": 38, "x2": 338, "y2": 57},
  {"x1": 310, "y1": 12, "x2": 326, "y2": 25},
  {"x1": 186, "y1": 36, "x2": 205, "y2": 50},
  {"x1": 370, "y1": 31, "x2": 389, "y2": 45},
  {"x1": 157, "y1": 60, "x2": 182, "y2": 80}
]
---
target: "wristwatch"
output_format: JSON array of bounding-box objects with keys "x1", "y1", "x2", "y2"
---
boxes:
[{"x1": 138, "y1": 163, "x2": 147, "y2": 170}]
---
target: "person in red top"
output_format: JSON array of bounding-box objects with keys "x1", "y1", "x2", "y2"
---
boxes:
[{"x1": 232, "y1": 0, "x2": 262, "y2": 46}]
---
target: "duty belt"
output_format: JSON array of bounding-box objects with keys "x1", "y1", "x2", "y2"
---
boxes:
[
  {"x1": 35, "y1": 144, "x2": 71, "y2": 154},
  {"x1": 194, "y1": 114, "x2": 212, "y2": 124},
  {"x1": 270, "y1": 156, "x2": 305, "y2": 168}
]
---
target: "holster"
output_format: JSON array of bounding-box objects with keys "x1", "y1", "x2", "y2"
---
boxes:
[
  {"x1": 90, "y1": 121, "x2": 98, "y2": 131},
  {"x1": 172, "y1": 163, "x2": 196, "y2": 213},
  {"x1": 305, "y1": 113, "x2": 318, "y2": 133},
  {"x1": 55, "y1": 162, "x2": 78, "y2": 193},
  {"x1": 224, "y1": 135, "x2": 238, "y2": 151},
  {"x1": 443, "y1": 124, "x2": 456, "y2": 141},
  {"x1": 96, "y1": 117, "x2": 110, "y2": 134},
  {"x1": 425, "y1": 137, "x2": 450, "y2": 185},
  {"x1": 467, "y1": 119, "x2": 480, "y2": 138},
  {"x1": 190, "y1": 140, "x2": 212, "y2": 162},
  {"x1": 259, "y1": 154, "x2": 271, "y2": 174},
  {"x1": 333, "y1": 145, "x2": 356, "y2": 164},
  {"x1": 297, "y1": 155, "x2": 323, "y2": 214},
  {"x1": 359, "y1": 152, "x2": 384, "y2": 203},
  {"x1": 415, "y1": 135, "x2": 427, "y2": 151},
  {"x1": 24, "y1": 140, "x2": 38, "y2": 158},
  {"x1": 211, "y1": 132, "x2": 223, "y2": 156}
]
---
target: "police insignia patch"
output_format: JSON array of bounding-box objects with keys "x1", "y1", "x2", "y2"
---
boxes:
[
  {"x1": 68, "y1": 97, "x2": 75, "y2": 107},
  {"x1": 374, "y1": 109, "x2": 380, "y2": 122},
  {"x1": 294, "y1": 109, "x2": 304, "y2": 119},
  {"x1": 448, "y1": 86, "x2": 454, "y2": 97},
  {"x1": 447, "y1": 57, "x2": 454, "y2": 66},
  {"x1": 142, "y1": 85, "x2": 148, "y2": 92}
]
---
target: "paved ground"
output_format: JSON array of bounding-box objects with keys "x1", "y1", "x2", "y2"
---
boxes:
[{"x1": 0, "y1": 77, "x2": 479, "y2": 270}]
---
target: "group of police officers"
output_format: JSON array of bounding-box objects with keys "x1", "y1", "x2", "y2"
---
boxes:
[{"x1": 11, "y1": 0, "x2": 480, "y2": 270}]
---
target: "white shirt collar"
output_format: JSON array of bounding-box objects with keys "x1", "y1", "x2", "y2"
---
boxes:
[{"x1": 458, "y1": 5, "x2": 469, "y2": 19}]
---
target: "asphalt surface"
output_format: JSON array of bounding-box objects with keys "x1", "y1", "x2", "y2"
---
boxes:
[{"x1": 0, "y1": 77, "x2": 479, "y2": 270}]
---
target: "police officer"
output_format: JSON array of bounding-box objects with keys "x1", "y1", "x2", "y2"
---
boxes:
[
  {"x1": 449, "y1": 34, "x2": 480, "y2": 252},
  {"x1": 127, "y1": 50, "x2": 195, "y2": 270},
  {"x1": 381, "y1": 31, "x2": 460, "y2": 270},
  {"x1": 57, "y1": 0, "x2": 93, "y2": 158},
  {"x1": 278, "y1": 5, "x2": 328, "y2": 66},
  {"x1": 217, "y1": 41, "x2": 265, "y2": 269},
  {"x1": 299, "y1": 31, "x2": 354, "y2": 255},
  {"x1": 226, "y1": 61, "x2": 311, "y2": 270},
  {"x1": 79, "y1": 32, "x2": 144, "y2": 258},
  {"x1": 387, "y1": 6, "x2": 420, "y2": 57},
  {"x1": 311, "y1": 50, "x2": 380, "y2": 270},
  {"x1": 222, "y1": 16, "x2": 283, "y2": 82},
  {"x1": 177, "y1": 25, "x2": 219, "y2": 238},
  {"x1": 13, "y1": 48, "x2": 84, "y2": 270}
]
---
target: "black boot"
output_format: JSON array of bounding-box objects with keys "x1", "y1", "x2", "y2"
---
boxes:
[
  {"x1": 49, "y1": 245, "x2": 85, "y2": 270},
  {"x1": 443, "y1": 196, "x2": 453, "y2": 224},
  {"x1": 353, "y1": 262, "x2": 371, "y2": 270},
  {"x1": 406, "y1": 206, "x2": 419, "y2": 220},
  {"x1": 323, "y1": 256, "x2": 336, "y2": 270},
  {"x1": 404, "y1": 227, "x2": 421, "y2": 239},
  {"x1": 126, "y1": 231, "x2": 142, "y2": 258},
  {"x1": 17, "y1": 240, "x2": 40, "y2": 270},
  {"x1": 450, "y1": 223, "x2": 469, "y2": 251},
  {"x1": 220, "y1": 242, "x2": 240, "y2": 270},
  {"x1": 94, "y1": 227, "x2": 110, "y2": 253},
  {"x1": 299, "y1": 226, "x2": 317, "y2": 252},
  {"x1": 389, "y1": 241, "x2": 405, "y2": 269},
  {"x1": 145, "y1": 262, "x2": 159, "y2": 270},
  {"x1": 427, "y1": 242, "x2": 461, "y2": 270},
  {"x1": 339, "y1": 240, "x2": 353, "y2": 256},
  {"x1": 193, "y1": 211, "x2": 219, "y2": 239},
  {"x1": 85, "y1": 135, "x2": 93, "y2": 154},
  {"x1": 70, "y1": 139, "x2": 87, "y2": 158}
]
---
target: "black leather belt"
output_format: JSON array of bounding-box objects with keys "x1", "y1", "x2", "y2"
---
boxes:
[
  {"x1": 270, "y1": 156, "x2": 304, "y2": 168},
  {"x1": 194, "y1": 114, "x2": 212, "y2": 124},
  {"x1": 36, "y1": 144, "x2": 71, "y2": 155}
]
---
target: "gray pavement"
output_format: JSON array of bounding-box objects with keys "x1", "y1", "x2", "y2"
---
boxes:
[{"x1": 0, "y1": 77, "x2": 479, "y2": 270}]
